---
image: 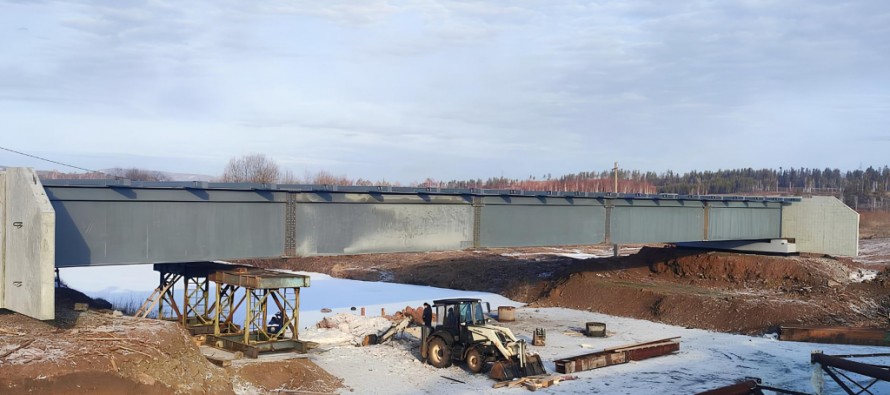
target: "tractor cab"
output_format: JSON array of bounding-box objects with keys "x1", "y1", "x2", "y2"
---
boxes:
[{"x1": 432, "y1": 298, "x2": 491, "y2": 333}]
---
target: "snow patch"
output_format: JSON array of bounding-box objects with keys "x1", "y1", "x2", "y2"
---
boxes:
[
  {"x1": 501, "y1": 251, "x2": 608, "y2": 260},
  {"x1": 849, "y1": 269, "x2": 878, "y2": 282},
  {"x1": 304, "y1": 313, "x2": 393, "y2": 346}
]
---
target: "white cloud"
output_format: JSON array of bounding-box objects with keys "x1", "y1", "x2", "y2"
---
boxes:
[{"x1": 1, "y1": 0, "x2": 888, "y2": 180}]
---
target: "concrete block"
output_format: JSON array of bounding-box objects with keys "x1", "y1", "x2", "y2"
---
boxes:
[
  {"x1": 0, "y1": 170, "x2": 5, "y2": 310},
  {"x1": 781, "y1": 196, "x2": 859, "y2": 257},
  {"x1": 2, "y1": 168, "x2": 55, "y2": 320}
]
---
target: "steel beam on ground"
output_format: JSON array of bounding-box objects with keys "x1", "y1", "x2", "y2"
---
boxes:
[
  {"x1": 781, "y1": 327, "x2": 890, "y2": 347},
  {"x1": 554, "y1": 338, "x2": 680, "y2": 374}
]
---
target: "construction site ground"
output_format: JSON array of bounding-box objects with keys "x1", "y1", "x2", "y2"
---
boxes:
[
  {"x1": 306, "y1": 306, "x2": 890, "y2": 394},
  {"x1": 256, "y1": 239, "x2": 890, "y2": 335},
  {"x1": 2, "y1": 211, "x2": 888, "y2": 394},
  {"x1": 0, "y1": 287, "x2": 342, "y2": 395}
]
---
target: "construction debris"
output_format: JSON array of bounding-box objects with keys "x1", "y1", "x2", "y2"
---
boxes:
[
  {"x1": 441, "y1": 376, "x2": 466, "y2": 384},
  {"x1": 362, "y1": 317, "x2": 412, "y2": 346},
  {"x1": 554, "y1": 337, "x2": 680, "y2": 374},
  {"x1": 308, "y1": 313, "x2": 393, "y2": 346},
  {"x1": 492, "y1": 374, "x2": 579, "y2": 391},
  {"x1": 779, "y1": 326, "x2": 890, "y2": 346}
]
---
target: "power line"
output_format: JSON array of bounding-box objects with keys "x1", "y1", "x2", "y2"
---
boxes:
[{"x1": 0, "y1": 145, "x2": 103, "y2": 174}]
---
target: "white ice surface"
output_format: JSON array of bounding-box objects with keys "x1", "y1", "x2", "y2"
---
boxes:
[
  {"x1": 59, "y1": 265, "x2": 890, "y2": 394},
  {"x1": 59, "y1": 266, "x2": 520, "y2": 329}
]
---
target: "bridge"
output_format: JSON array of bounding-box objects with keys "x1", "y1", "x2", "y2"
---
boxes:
[{"x1": 0, "y1": 167, "x2": 859, "y2": 319}]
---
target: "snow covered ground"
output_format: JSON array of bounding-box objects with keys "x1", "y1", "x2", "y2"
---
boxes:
[
  {"x1": 310, "y1": 307, "x2": 890, "y2": 394},
  {"x1": 61, "y1": 264, "x2": 889, "y2": 394}
]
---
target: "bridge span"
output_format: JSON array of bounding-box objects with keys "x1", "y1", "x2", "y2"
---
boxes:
[{"x1": 0, "y1": 167, "x2": 859, "y2": 319}]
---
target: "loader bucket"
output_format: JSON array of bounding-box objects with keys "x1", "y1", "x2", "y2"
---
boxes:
[{"x1": 489, "y1": 354, "x2": 546, "y2": 381}]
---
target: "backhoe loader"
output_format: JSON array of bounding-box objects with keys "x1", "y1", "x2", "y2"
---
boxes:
[{"x1": 420, "y1": 298, "x2": 545, "y2": 381}]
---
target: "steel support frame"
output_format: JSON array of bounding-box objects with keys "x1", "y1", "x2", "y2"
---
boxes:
[
  {"x1": 150, "y1": 267, "x2": 217, "y2": 333},
  {"x1": 211, "y1": 280, "x2": 304, "y2": 357},
  {"x1": 695, "y1": 378, "x2": 810, "y2": 395},
  {"x1": 182, "y1": 274, "x2": 214, "y2": 330},
  {"x1": 156, "y1": 271, "x2": 183, "y2": 320},
  {"x1": 811, "y1": 352, "x2": 890, "y2": 395},
  {"x1": 214, "y1": 283, "x2": 243, "y2": 335}
]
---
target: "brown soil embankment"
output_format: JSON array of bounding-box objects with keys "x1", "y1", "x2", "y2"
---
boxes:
[
  {"x1": 259, "y1": 245, "x2": 890, "y2": 335},
  {"x1": 0, "y1": 287, "x2": 341, "y2": 394}
]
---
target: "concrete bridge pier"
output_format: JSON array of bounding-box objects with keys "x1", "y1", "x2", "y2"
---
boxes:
[{"x1": 0, "y1": 168, "x2": 55, "y2": 320}]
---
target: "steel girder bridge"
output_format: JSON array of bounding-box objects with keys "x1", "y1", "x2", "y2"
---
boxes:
[{"x1": 0, "y1": 168, "x2": 859, "y2": 320}]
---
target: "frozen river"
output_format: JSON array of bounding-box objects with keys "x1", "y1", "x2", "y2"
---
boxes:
[{"x1": 59, "y1": 264, "x2": 520, "y2": 329}]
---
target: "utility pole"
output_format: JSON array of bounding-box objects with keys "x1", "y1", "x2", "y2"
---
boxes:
[{"x1": 612, "y1": 161, "x2": 620, "y2": 257}]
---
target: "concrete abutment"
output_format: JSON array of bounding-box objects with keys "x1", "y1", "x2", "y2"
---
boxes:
[{"x1": 0, "y1": 168, "x2": 55, "y2": 320}]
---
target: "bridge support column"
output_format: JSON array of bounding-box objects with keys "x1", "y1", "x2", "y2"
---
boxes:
[
  {"x1": 472, "y1": 197, "x2": 483, "y2": 248},
  {"x1": 603, "y1": 202, "x2": 613, "y2": 244},
  {"x1": 0, "y1": 168, "x2": 55, "y2": 320}
]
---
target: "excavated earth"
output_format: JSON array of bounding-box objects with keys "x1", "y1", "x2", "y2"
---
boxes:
[
  {"x1": 252, "y1": 243, "x2": 890, "y2": 335},
  {"x1": 0, "y1": 288, "x2": 342, "y2": 395}
]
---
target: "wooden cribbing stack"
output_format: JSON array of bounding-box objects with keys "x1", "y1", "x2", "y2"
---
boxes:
[{"x1": 554, "y1": 337, "x2": 680, "y2": 374}]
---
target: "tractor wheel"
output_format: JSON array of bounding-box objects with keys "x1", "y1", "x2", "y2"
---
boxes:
[
  {"x1": 427, "y1": 337, "x2": 452, "y2": 368},
  {"x1": 466, "y1": 347, "x2": 485, "y2": 373}
]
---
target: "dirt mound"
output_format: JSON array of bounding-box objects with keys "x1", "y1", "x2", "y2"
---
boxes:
[
  {"x1": 633, "y1": 247, "x2": 856, "y2": 290},
  {"x1": 3, "y1": 371, "x2": 175, "y2": 395},
  {"x1": 232, "y1": 359, "x2": 341, "y2": 393},
  {"x1": 1, "y1": 291, "x2": 342, "y2": 395},
  {"x1": 534, "y1": 271, "x2": 831, "y2": 333},
  {"x1": 0, "y1": 308, "x2": 235, "y2": 395},
  {"x1": 534, "y1": 247, "x2": 889, "y2": 333}
]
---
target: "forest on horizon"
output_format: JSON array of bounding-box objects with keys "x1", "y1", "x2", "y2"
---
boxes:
[{"x1": 36, "y1": 162, "x2": 890, "y2": 211}]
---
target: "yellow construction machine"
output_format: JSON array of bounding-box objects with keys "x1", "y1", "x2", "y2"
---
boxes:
[{"x1": 420, "y1": 298, "x2": 545, "y2": 381}]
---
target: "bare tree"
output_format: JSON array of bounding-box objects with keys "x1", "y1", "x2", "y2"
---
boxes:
[
  {"x1": 222, "y1": 154, "x2": 280, "y2": 183},
  {"x1": 307, "y1": 170, "x2": 352, "y2": 185},
  {"x1": 280, "y1": 169, "x2": 300, "y2": 184}
]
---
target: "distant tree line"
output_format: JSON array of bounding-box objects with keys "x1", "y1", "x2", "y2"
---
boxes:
[
  {"x1": 421, "y1": 166, "x2": 890, "y2": 210},
  {"x1": 36, "y1": 156, "x2": 890, "y2": 211}
]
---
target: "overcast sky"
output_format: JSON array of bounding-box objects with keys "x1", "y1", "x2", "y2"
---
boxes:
[{"x1": 1, "y1": 0, "x2": 888, "y2": 182}]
